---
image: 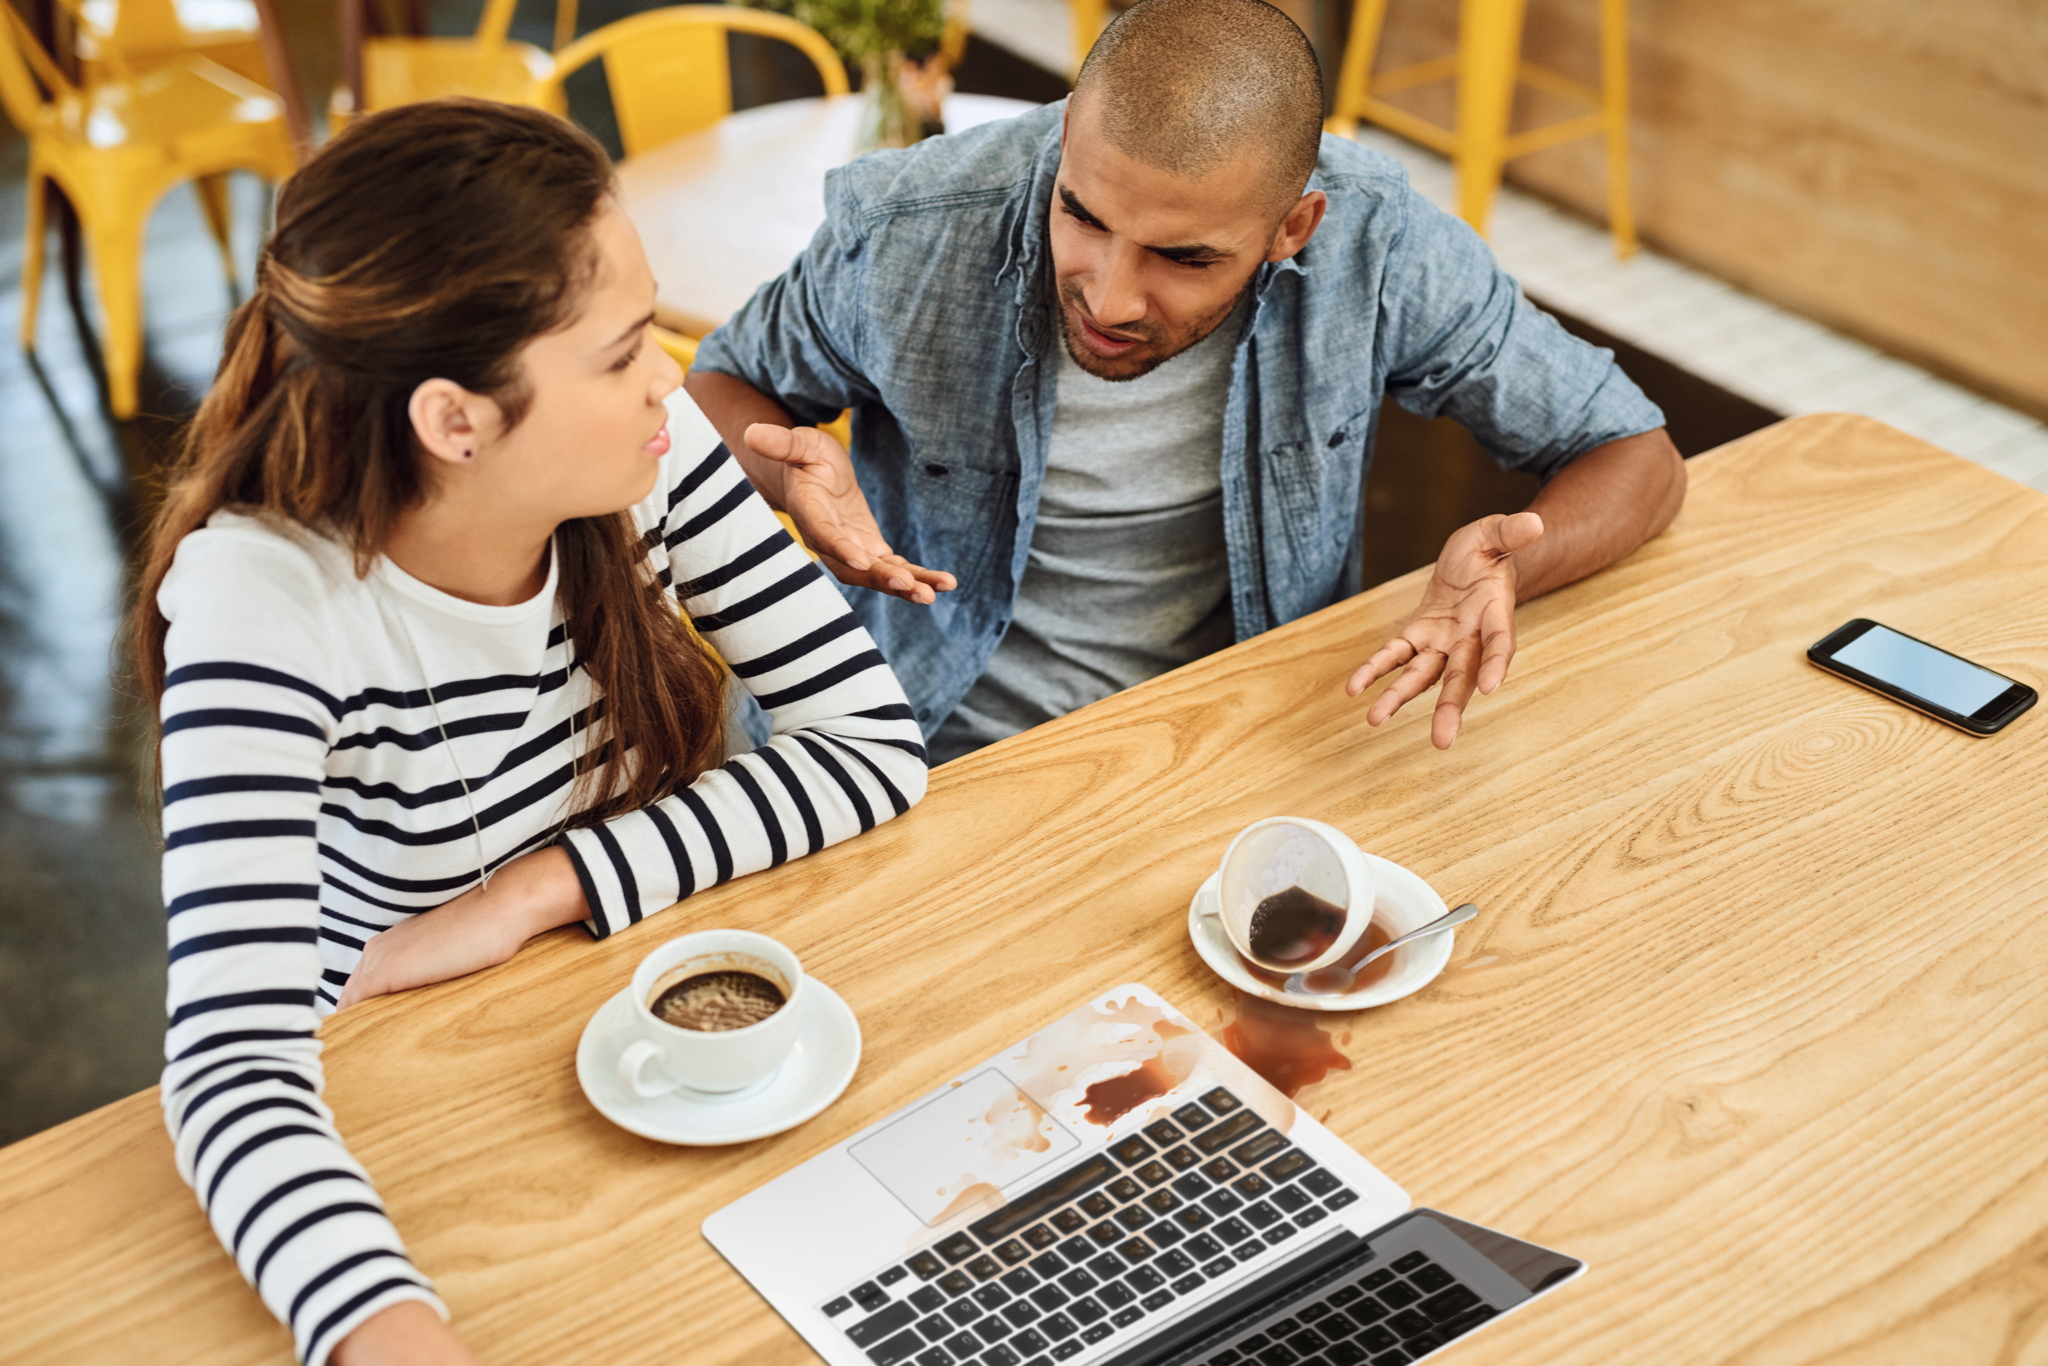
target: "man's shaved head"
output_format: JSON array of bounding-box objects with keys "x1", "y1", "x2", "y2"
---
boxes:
[{"x1": 1073, "y1": 0, "x2": 1323, "y2": 210}]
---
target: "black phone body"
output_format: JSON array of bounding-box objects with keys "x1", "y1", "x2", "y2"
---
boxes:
[{"x1": 1808, "y1": 619, "x2": 2036, "y2": 736}]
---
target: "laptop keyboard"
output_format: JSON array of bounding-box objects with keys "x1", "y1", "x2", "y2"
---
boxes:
[
  {"x1": 820, "y1": 1087, "x2": 1364, "y2": 1366},
  {"x1": 1192, "y1": 1247, "x2": 1498, "y2": 1366}
]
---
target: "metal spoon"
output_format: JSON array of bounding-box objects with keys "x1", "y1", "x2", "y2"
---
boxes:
[{"x1": 1283, "y1": 903, "x2": 1480, "y2": 997}]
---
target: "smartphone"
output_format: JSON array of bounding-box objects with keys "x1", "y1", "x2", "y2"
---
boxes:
[{"x1": 1808, "y1": 619, "x2": 2036, "y2": 736}]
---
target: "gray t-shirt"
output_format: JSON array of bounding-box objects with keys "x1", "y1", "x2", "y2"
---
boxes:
[{"x1": 932, "y1": 308, "x2": 1242, "y2": 762}]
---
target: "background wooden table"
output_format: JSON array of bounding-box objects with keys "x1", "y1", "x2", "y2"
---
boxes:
[
  {"x1": 2, "y1": 414, "x2": 2045, "y2": 1364},
  {"x1": 617, "y1": 93, "x2": 1040, "y2": 339}
]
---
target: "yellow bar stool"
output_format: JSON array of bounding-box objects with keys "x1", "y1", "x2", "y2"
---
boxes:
[{"x1": 1328, "y1": 0, "x2": 1636, "y2": 257}]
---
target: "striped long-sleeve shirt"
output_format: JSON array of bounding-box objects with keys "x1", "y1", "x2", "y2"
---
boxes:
[{"x1": 156, "y1": 391, "x2": 927, "y2": 1364}]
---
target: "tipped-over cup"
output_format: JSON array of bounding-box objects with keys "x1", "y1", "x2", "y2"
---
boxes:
[{"x1": 1215, "y1": 817, "x2": 1376, "y2": 973}]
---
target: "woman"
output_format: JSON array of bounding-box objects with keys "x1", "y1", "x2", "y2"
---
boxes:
[{"x1": 134, "y1": 100, "x2": 927, "y2": 1365}]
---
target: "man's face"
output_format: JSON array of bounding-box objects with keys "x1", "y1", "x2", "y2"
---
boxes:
[{"x1": 1049, "y1": 99, "x2": 1314, "y2": 381}]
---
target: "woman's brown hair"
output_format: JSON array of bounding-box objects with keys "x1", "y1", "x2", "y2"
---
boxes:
[{"x1": 131, "y1": 98, "x2": 727, "y2": 824}]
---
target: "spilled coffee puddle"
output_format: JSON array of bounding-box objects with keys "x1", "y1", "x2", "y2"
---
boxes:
[{"x1": 1218, "y1": 991, "x2": 1353, "y2": 1098}]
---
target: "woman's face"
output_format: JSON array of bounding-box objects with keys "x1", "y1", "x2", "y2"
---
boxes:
[{"x1": 485, "y1": 201, "x2": 684, "y2": 522}]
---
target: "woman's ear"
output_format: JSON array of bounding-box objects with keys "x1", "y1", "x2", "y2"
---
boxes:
[{"x1": 408, "y1": 378, "x2": 495, "y2": 467}]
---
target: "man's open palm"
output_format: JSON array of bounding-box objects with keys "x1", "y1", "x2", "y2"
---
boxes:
[
  {"x1": 743, "y1": 423, "x2": 958, "y2": 604},
  {"x1": 1347, "y1": 511, "x2": 1545, "y2": 749}
]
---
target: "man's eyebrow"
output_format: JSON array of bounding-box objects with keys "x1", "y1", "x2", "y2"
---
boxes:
[
  {"x1": 605, "y1": 312, "x2": 656, "y2": 349},
  {"x1": 1059, "y1": 185, "x2": 1229, "y2": 264}
]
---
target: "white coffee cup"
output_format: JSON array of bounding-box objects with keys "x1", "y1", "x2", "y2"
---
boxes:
[
  {"x1": 1216, "y1": 817, "x2": 1376, "y2": 973},
  {"x1": 617, "y1": 930, "x2": 805, "y2": 1100}
]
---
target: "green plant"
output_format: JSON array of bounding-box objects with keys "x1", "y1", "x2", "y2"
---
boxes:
[{"x1": 754, "y1": 0, "x2": 945, "y2": 64}]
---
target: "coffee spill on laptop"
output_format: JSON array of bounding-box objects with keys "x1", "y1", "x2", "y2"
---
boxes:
[
  {"x1": 1081, "y1": 1055, "x2": 1181, "y2": 1126},
  {"x1": 1220, "y1": 991, "x2": 1353, "y2": 1098}
]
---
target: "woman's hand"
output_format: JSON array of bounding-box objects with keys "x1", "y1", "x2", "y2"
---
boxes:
[
  {"x1": 331, "y1": 1301, "x2": 481, "y2": 1366},
  {"x1": 335, "y1": 847, "x2": 587, "y2": 1009}
]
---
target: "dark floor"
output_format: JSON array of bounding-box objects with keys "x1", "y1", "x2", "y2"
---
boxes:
[{"x1": 0, "y1": 29, "x2": 1776, "y2": 1147}]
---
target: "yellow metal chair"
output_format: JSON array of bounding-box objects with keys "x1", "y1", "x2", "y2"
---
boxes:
[
  {"x1": 1069, "y1": 0, "x2": 1105, "y2": 76},
  {"x1": 65, "y1": 0, "x2": 271, "y2": 86},
  {"x1": 336, "y1": 0, "x2": 559, "y2": 121},
  {"x1": 1328, "y1": 0, "x2": 1635, "y2": 257},
  {"x1": 531, "y1": 5, "x2": 846, "y2": 158},
  {"x1": 2, "y1": 3, "x2": 296, "y2": 417}
]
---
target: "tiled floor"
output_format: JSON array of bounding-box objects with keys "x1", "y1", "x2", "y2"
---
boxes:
[{"x1": 1339, "y1": 126, "x2": 2048, "y2": 493}]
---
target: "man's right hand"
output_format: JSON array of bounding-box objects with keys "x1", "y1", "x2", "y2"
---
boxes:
[{"x1": 743, "y1": 422, "x2": 958, "y2": 605}]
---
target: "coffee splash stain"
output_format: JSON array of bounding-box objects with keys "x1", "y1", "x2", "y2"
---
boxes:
[
  {"x1": 983, "y1": 1087, "x2": 1054, "y2": 1156},
  {"x1": 930, "y1": 1179, "x2": 1002, "y2": 1225},
  {"x1": 1220, "y1": 991, "x2": 1353, "y2": 1098},
  {"x1": 1081, "y1": 1056, "x2": 1180, "y2": 1126},
  {"x1": 1014, "y1": 996, "x2": 1204, "y2": 1125}
]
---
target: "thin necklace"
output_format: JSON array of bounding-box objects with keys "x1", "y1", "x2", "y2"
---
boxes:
[{"x1": 372, "y1": 579, "x2": 493, "y2": 894}]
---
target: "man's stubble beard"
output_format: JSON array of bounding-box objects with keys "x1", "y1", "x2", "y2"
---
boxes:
[{"x1": 1056, "y1": 277, "x2": 1253, "y2": 383}]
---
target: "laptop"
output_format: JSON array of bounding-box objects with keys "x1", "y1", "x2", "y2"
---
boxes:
[{"x1": 704, "y1": 984, "x2": 1582, "y2": 1366}]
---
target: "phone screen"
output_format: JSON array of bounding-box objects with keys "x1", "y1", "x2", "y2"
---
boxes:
[{"x1": 1832, "y1": 624, "x2": 2010, "y2": 716}]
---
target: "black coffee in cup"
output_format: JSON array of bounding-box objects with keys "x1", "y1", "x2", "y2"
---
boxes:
[{"x1": 650, "y1": 969, "x2": 786, "y2": 1031}]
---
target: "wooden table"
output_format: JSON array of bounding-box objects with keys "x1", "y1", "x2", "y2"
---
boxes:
[
  {"x1": 617, "y1": 93, "x2": 1041, "y2": 339},
  {"x1": 4, "y1": 414, "x2": 2046, "y2": 1364}
]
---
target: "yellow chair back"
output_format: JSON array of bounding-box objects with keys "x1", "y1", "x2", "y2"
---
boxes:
[
  {"x1": 537, "y1": 5, "x2": 848, "y2": 158},
  {"x1": 0, "y1": 6, "x2": 62, "y2": 131}
]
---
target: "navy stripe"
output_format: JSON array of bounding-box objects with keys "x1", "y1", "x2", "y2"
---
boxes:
[
  {"x1": 726, "y1": 762, "x2": 787, "y2": 869},
  {"x1": 669, "y1": 442, "x2": 732, "y2": 510},
  {"x1": 178, "y1": 1068, "x2": 316, "y2": 1132},
  {"x1": 330, "y1": 709, "x2": 525, "y2": 753},
  {"x1": 319, "y1": 926, "x2": 366, "y2": 951},
  {"x1": 317, "y1": 845, "x2": 482, "y2": 894},
  {"x1": 317, "y1": 903, "x2": 391, "y2": 933},
  {"x1": 645, "y1": 805, "x2": 695, "y2": 902},
  {"x1": 303, "y1": 1276, "x2": 434, "y2": 1366},
  {"x1": 231, "y1": 1169, "x2": 370, "y2": 1256},
  {"x1": 322, "y1": 874, "x2": 448, "y2": 914},
  {"x1": 252, "y1": 1201, "x2": 387, "y2": 1288},
  {"x1": 679, "y1": 531, "x2": 784, "y2": 600},
  {"x1": 678, "y1": 789, "x2": 733, "y2": 885},
  {"x1": 205, "y1": 1124, "x2": 327, "y2": 1206},
  {"x1": 167, "y1": 883, "x2": 319, "y2": 917},
  {"x1": 692, "y1": 564, "x2": 822, "y2": 632},
  {"x1": 860, "y1": 734, "x2": 930, "y2": 764},
  {"x1": 163, "y1": 708, "x2": 326, "y2": 741},
  {"x1": 818, "y1": 733, "x2": 911, "y2": 817},
  {"x1": 851, "y1": 703, "x2": 916, "y2": 723},
  {"x1": 165, "y1": 819, "x2": 316, "y2": 851},
  {"x1": 727, "y1": 614, "x2": 860, "y2": 679},
  {"x1": 170, "y1": 1050, "x2": 296, "y2": 1097},
  {"x1": 668, "y1": 478, "x2": 752, "y2": 547},
  {"x1": 320, "y1": 715, "x2": 583, "y2": 809},
  {"x1": 165, "y1": 662, "x2": 344, "y2": 717},
  {"x1": 759, "y1": 746, "x2": 824, "y2": 857},
  {"x1": 163, "y1": 774, "x2": 320, "y2": 805},
  {"x1": 318, "y1": 763, "x2": 574, "y2": 846},
  {"x1": 591, "y1": 822, "x2": 641, "y2": 925},
  {"x1": 195, "y1": 1095, "x2": 321, "y2": 1169},
  {"x1": 169, "y1": 989, "x2": 316, "y2": 1027},
  {"x1": 754, "y1": 649, "x2": 887, "y2": 711},
  {"x1": 171, "y1": 1027, "x2": 316, "y2": 1063},
  {"x1": 287, "y1": 1248, "x2": 411, "y2": 1329},
  {"x1": 559, "y1": 837, "x2": 607, "y2": 938},
  {"x1": 168, "y1": 927, "x2": 318, "y2": 965},
  {"x1": 795, "y1": 735, "x2": 874, "y2": 834}
]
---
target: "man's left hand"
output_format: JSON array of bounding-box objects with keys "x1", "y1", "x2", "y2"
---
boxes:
[{"x1": 1347, "y1": 511, "x2": 1544, "y2": 750}]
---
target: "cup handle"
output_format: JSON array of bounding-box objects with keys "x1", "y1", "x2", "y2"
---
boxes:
[
  {"x1": 617, "y1": 1039, "x2": 675, "y2": 1099},
  {"x1": 1196, "y1": 872, "x2": 1223, "y2": 916}
]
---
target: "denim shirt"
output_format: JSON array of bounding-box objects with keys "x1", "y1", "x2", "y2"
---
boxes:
[{"x1": 694, "y1": 102, "x2": 1664, "y2": 738}]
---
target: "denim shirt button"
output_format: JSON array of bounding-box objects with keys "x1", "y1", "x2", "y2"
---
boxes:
[
  {"x1": 1327, "y1": 430, "x2": 1347, "y2": 448},
  {"x1": 923, "y1": 463, "x2": 949, "y2": 477}
]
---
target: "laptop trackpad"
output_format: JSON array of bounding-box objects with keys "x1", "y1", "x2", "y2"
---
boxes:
[{"x1": 849, "y1": 1068, "x2": 1080, "y2": 1225}]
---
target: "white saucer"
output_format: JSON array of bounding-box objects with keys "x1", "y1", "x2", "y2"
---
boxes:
[
  {"x1": 577, "y1": 979, "x2": 861, "y2": 1145},
  {"x1": 1187, "y1": 855, "x2": 1454, "y2": 1012}
]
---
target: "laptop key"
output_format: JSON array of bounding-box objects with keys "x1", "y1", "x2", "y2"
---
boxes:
[
  {"x1": 1082, "y1": 1323, "x2": 1113, "y2": 1344},
  {"x1": 1088, "y1": 1251, "x2": 1126, "y2": 1279},
  {"x1": 848, "y1": 1304, "x2": 919, "y2": 1346},
  {"x1": 1199, "y1": 1088, "x2": 1242, "y2": 1115},
  {"x1": 916, "y1": 1315, "x2": 953, "y2": 1342},
  {"x1": 913, "y1": 1348, "x2": 952, "y2": 1366},
  {"x1": 1231, "y1": 1131, "x2": 1288, "y2": 1167},
  {"x1": 1202, "y1": 1257, "x2": 1234, "y2": 1277},
  {"x1": 1272, "y1": 1187, "x2": 1311, "y2": 1214},
  {"x1": 1172, "y1": 1102, "x2": 1212, "y2": 1129},
  {"x1": 1294, "y1": 1208, "x2": 1328, "y2": 1230},
  {"x1": 1203, "y1": 1189, "x2": 1245, "y2": 1217},
  {"x1": 1157, "y1": 1249, "x2": 1194, "y2": 1277},
  {"x1": 1175, "y1": 1205, "x2": 1213, "y2": 1232},
  {"x1": 942, "y1": 1332, "x2": 981, "y2": 1357},
  {"x1": 1391, "y1": 1252, "x2": 1429, "y2": 1274},
  {"x1": 1411, "y1": 1264, "x2": 1456, "y2": 1295},
  {"x1": 1051, "y1": 1209, "x2": 1086, "y2": 1234},
  {"x1": 1233, "y1": 1173, "x2": 1271, "y2": 1199},
  {"x1": 1111, "y1": 1306, "x2": 1145, "y2": 1328},
  {"x1": 1233, "y1": 1243, "x2": 1264, "y2": 1263},
  {"x1": 1126, "y1": 1266, "x2": 1165, "y2": 1293},
  {"x1": 1387, "y1": 1310, "x2": 1431, "y2": 1337},
  {"x1": 854, "y1": 1283, "x2": 890, "y2": 1310},
  {"x1": 864, "y1": 1329, "x2": 927, "y2": 1366},
  {"x1": 1164, "y1": 1145, "x2": 1203, "y2": 1171},
  {"x1": 1252, "y1": 1342, "x2": 1298, "y2": 1365},
  {"x1": 1213, "y1": 1217, "x2": 1254, "y2": 1245},
  {"x1": 1108, "y1": 1135, "x2": 1155, "y2": 1166},
  {"x1": 1056, "y1": 1269, "x2": 1096, "y2": 1296},
  {"x1": 937, "y1": 1234, "x2": 980, "y2": 1264},
  {"x1": 1141, "y1": 1289, "x2": 1175, "y2": 1312},
  {"x1": 972, "y1": 1285, "x2": 1010, "y2": 1310},
  {"x1": 1360, "y1": 1269, "x2": 1395, "y2": 1290},
  {"x1": 1022, "y1": 1225, "x2": 1059, "y2": 1250},
  {"x1": 1404, "y1": 1330, "x2": 1444, "y2": 1353},
  {"x1": 975, "y1": 1317, "x2": 1013, "y2": 1344},
  {"x1": 1269, "y1": 1317, "x2": 1301, "y2": 1336},
  {"x1": 1068, "y1": 1297, "x2": 1106, "y2": 1325},
  {"x1": 1028, "y1": 1285, "x2": 1068, "y2": 1312},
  {"x1": 1378, "y1": 1283, "x2": 1420, "y2": 1310},
  {"x1": 1097, "y1": 1282, "x2": 1135, "y2": 1309},
  {"x1": 1201, "y1": 1158, "x2": 1240, "y2": 1183},
  {"x1": 939, "y1": 1271, "x2": 974, "y2": 1296},
  {"x1": 823, "y1": 1297, "x2": 854, "y2": 1317},
  {"x1": 1144, "y1": 1189, "x2": 1181, "y2": 1213},
  {"x1": 1142, "y1": 1119, "x2": 1185, "y2": 1146},
  {"x1": 1082, "y1": 1223, "x2": 1120, "y2": 1248},
  {"x1": 1350, "y1": 1295, "x2": 1388, "y2": 1323},
  {"x1": 998, "y1": 1269, "x2": 1038, "y2": 1296},
  {"x1": 1042, "y1": 1313, "x2": 1079, "y2": 1341},
  {"x1": 878, "y1": 1265, "x2": 910, "y2": 1287},
  {"x1": 1050, "y1": 1343, "x2": 1083, "y2": 1361},
  {"x1": 1171, "y1": 1274, "x2": 1204, "y2": 1295},
  {"x1": 1027, "y1": 1251, "x2": 1065, "y2": 1278},
  {"x1": 1135, "y1": 1161, "x2": 1172, "y2": 1186},
  {"x1": 1367, "y1": 1353, "x2": 1410, "y2": 1366},
  {"x1": 1080, "y1": 1193, "x2": 1115, "y2": 1218},
  {"x1": 1107, "y1": 1176, "x2": 1143, "y2": 1202},
  {"x1": 1286, "y1": 1328, "x2": 1328, "y2": 1353},
  {"x1": 1014, "y1": 1328, "x2": 1051, "y2": 1355},
  {"x1": 1192, "y1": 1112, "x2": 1262, "y2": 1154},
  {"x1": 1262, "y1": 1150, "x2": 1314, "y2": 1184},
  {"x1": 1357, "y1": 1324, "x2": 1398, "y2": 1352},
  {"x1": 1116, "y1": 1237, "x2": 1157, "y2": 1264},
  {"x1": 967, "y1": 1257, "x2": 1002, "y2": 1281},
  {"x1": 1323, "y1": 1345, "x2": 1367, "y2": 1366},
  {"x1": 1000, "y1": 1302, "x2": 1040, "y2": 1329},
  {"x1": 1187, "y1": 1233, "x2": 1224, "y2": 1260},
  {"x1": 1318, "y1": 1311, "x2": 1354, "y2": 1335},
  {"x1": 1263, "y1": 1224, "x2": 1297, "y2": 1246},
  {"x1": 1437, "y1": 1305, "x2": 1497, "y2": 1339},
  {"x1": 909, "y1": 1252, "x2": 947, "y2": 1280},
  {"x1": 1299, "y1": 1169, "x2": 1342, "y2": 1197},
  {"x1": 1324, "y1": 1190, "x2": 1359, "y2": 1211},
  {"x1": 1421, "y1": 1285, "x2": 1481, "y2": 1321},
  {"x1": 1242, "y1": 1202, "x2": 1281, "y2": 1228},
  {"x1": 944, "y1": 1300, "x2": 984, "y2": 1326},
  {"x1": 981, "y1": 1349, "x2": 1022, "y2": 1366},
  {"x1": 993, "y1": 1240, "x2": 1030, "y2": 1266},
  {"x1": 1114, "y1": 1206, "x2": 1153, "y2": 1231},
  {"x1": 1328, "y1": 1286, "x2": 1362, "y2": 1306}
]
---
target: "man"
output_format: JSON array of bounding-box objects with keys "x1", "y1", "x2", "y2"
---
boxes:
[{"x1": 686, "y1": 0, "x2": 1685, "y2": 761}]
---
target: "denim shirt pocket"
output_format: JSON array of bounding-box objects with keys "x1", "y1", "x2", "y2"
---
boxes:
[
  {"x1": 903, "y1": 459, "x2": 1020, "y2": 622},
  {"x1": 1257, "y1": 430, "x2": 1368, "y2": 625}
]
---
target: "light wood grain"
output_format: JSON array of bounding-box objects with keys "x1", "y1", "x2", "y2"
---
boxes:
[
  {"x1": 1360, "y1": 0, "x2": 2048, "y2": 418},
  {"x1": 3, "y1": 415, "x2": 2046, "y2": 1364}
]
